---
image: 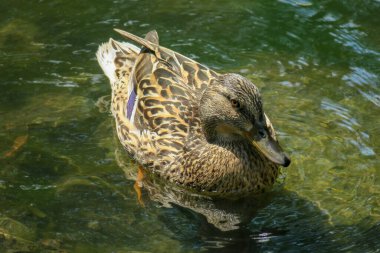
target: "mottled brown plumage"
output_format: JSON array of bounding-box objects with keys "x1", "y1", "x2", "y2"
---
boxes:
[{"x1": 96, "y1": 29, "x2": 290, "y2": 198}]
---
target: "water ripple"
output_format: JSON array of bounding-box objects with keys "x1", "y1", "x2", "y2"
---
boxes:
[
  {"x1": 330, "y1": 21, "x2": 380, "y2": 56},
  {"x1": 320, "y1": 98, "x2": 375, "y2": 156},
  {"x1": 343, "y1": 67, "x2": 380, "y2": 107}
]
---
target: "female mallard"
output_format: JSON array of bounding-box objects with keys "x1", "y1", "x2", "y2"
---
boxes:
[{"x1": 96, "y1": 29, "x2": 290, "y2": 198}]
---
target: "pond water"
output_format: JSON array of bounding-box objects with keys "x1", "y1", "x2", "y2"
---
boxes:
[{"x1": 0, "y1": 0, "x2": 379, "y2": 252}]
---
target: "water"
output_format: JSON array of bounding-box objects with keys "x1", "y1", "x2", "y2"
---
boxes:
[{"x1": 0, "y1": 0, "x2": 379, "y2": 252}]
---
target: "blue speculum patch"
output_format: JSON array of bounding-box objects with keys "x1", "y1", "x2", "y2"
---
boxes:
[{"x1": 126, "y1": 88, "x2": 137, "y2": 120}]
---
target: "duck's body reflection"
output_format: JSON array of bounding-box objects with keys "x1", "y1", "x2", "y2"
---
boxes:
[
  {"x1": 116, "y1": 147, "x2": 275, "y2": 231},
  {"x1": 112, "y1": 144, "x2": 380, "y2": 252}
]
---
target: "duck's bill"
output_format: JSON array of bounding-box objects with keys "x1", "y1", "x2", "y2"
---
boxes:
[{"x1": 245, "y1": 130, "x2": 291, "y2": 167}]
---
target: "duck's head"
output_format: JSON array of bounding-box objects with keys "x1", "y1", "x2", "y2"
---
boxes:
[{"x1": 200, "y1": 73, "x2": 291, "y2": 167}]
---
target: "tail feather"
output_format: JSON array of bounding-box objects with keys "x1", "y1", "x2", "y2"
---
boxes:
[
  {"x1": 114, "y1": 29, "x2": 158, "y2": 52},
  {"x1": 96, "y1": 38, "x2": 140, "y2": 88},
  {"x1": 144, "y1": 30, "x2": 159, "y2": 44}
]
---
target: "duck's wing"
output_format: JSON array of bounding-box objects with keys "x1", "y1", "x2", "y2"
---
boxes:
[
  {"x1": 107, "y1": 30, "x2": 219, "y2": 169},
  {"x1": 114, "y1": 29, "x2": 220, "y2": 91}
]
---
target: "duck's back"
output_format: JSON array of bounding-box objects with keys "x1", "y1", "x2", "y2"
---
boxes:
[{"x1": 96, "y1": 30, "x2": 218, "y2": 169}]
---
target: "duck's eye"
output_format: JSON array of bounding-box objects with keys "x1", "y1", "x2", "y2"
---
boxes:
[{"x1": 230, "y1": 99, "x2": 240, "y2": 108}]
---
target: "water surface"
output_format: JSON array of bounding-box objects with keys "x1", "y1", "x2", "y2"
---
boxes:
[{"x1": 0, "y1": 0, "x2": 379, "y2": 252}]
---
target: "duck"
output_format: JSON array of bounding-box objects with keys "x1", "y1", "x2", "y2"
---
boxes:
[{"x1": 96, "y1": 29, "x2": 290, "y2": 198}]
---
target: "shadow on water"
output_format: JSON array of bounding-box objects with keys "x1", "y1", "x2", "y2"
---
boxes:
[
  {"x1": 143, "y1": 184, "x2": 380, "y2": 252},
  {"x1": 116, "y1": 146, "x2": 379, "y2": 253}
]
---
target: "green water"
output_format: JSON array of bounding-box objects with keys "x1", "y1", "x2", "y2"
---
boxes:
[{"x1": 0, "y1": 0, "x2": 379, "y2": 252}]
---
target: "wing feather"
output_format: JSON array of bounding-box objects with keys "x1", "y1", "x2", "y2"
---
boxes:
[{"x1": 104, "y1": 29, "x2": 220, "y2": 169}]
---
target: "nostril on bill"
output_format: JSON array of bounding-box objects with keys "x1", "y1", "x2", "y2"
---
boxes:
[{"x1": 283, "y1": 155, "x2": 291, "y2": 167}]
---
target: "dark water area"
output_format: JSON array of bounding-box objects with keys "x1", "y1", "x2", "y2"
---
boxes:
[{"x1": 0, "y1": 0, "x2": 379, "y2": 252}]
